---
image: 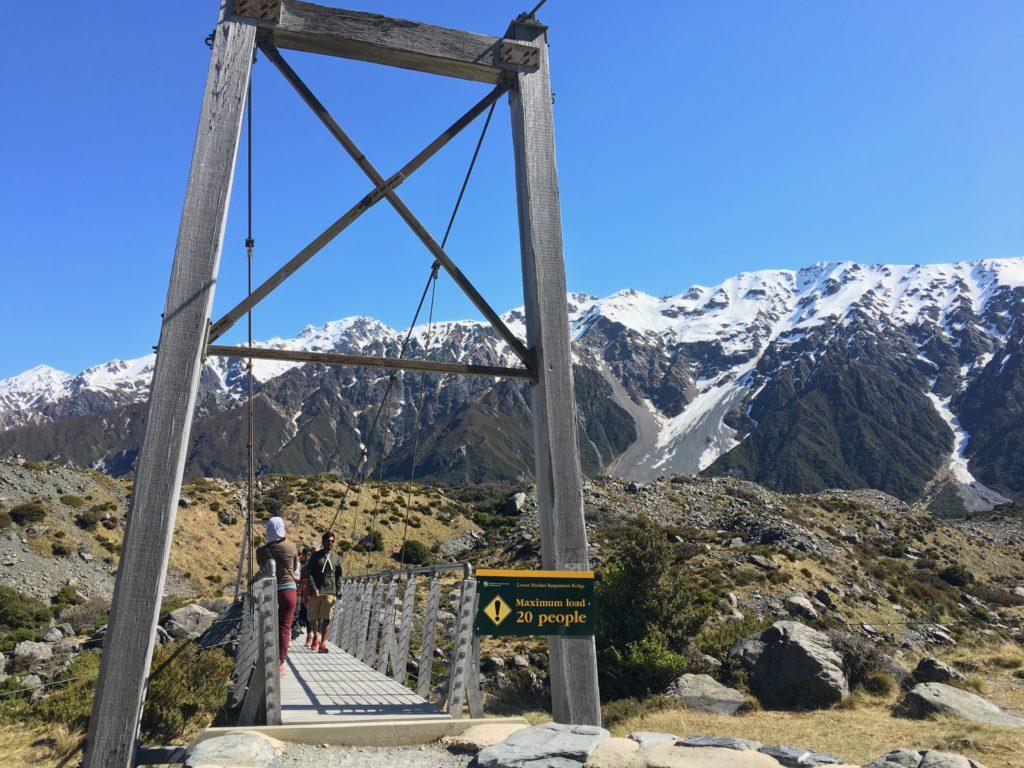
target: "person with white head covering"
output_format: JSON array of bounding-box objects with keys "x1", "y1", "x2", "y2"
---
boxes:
[{"x1": 255, "y1": 515, "x2": 299, "y2": 675}]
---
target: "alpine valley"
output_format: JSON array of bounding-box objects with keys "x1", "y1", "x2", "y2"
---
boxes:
[{"x1": 2, "y1": 258, "x2": 1023, "y2": 513}]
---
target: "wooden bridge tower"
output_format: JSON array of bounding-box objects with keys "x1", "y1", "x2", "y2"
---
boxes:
[{"x1": 83, "y1": 2, "x2": 599, "y2": 766}]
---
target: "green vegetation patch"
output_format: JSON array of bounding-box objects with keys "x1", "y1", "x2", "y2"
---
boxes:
[{"x1": 9, "y1": 501, "x2": 47, "y2": 525}]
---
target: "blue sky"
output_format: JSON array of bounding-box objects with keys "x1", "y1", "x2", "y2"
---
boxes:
[{"x1": 2, "y1": 1, "x2": 1023, "y2": 378}]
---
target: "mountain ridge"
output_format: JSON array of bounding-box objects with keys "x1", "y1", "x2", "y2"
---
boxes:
[{"x1": 2, "y1": 258, "x2": 1023, "y2": 505}]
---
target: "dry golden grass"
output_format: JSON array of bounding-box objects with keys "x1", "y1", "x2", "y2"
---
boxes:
[
  {"x1": 166, "y1": 479, "x2": 479, "y2": 592},
  {"x1": 613, "y1": 702, "x2": 1024, "y2": 767},
  {"x1": 1, "y1": 724, "x2": 84, "y2": 768}
]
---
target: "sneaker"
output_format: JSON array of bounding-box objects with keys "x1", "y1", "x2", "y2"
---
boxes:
[
  {"x1": 305, "y1": 634, "x2": 313, "y2": 648},
  {"x1": 310, "y1": 638, "x2": 320, "y2": 653},
  {"x1": 318, "y1": 643, "x2": 330, "y2": 654}
]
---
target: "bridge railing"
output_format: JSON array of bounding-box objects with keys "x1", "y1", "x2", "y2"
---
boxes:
[
  {"x1": 230, "y1": 559, "x2": 281, "y2": 726},
  {"x1": 329, "y1": 562, "x2": 484, "y2": 718}
]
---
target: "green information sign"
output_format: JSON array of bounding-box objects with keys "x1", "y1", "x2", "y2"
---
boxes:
[{"x1": 474, "y1": 568, "x2": 595, "y2": 637}]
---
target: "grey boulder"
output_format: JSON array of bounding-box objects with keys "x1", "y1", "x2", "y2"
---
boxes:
[
  {"x1": 664, "y1": 674, "x2": 748, "y2": 715},
  {"x1": 679, "y1": 736, "x2": 763, "y2": 751},
  {"x1": 897, "y1": 683, "x2": 1024, "y2": 728},
  {"x1": 628, "y1": 732, "x2": 677, "y2": 750},
  {"x1": 185, "y1": 733, "x2": 282, "y2": 768},
  {"x1": 13, "y1": 641, "x2": 52, "y2": 671},
  {"x1": 759, "y1": 744, "x2": 843, "y2": 766},
  {"x1": 748, "y1": 621, "x2": 849, "y2": 709},
  {"x1": 865, "y1": 749, "x2": 988, "y2": 768},
  {"x1": 476, "y1": 722, "x2": 610, "y2": 768},
  {"x1": 165, "y1": 603, "x2": 217, "y2": 640},
  {"x1": 729, "y1": 636, "x2": 766, "y2": 672},
  {"x1": 911, "y1": 658, "x2": 963, "y2": 685},
  {"x1": 785, "y1": 595, "x2": 819, "y2": 620}
]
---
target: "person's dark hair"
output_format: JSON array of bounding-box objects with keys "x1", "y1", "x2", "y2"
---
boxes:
[{"x1": 321, "y1": 530, "x2": 336, "y2": 546}]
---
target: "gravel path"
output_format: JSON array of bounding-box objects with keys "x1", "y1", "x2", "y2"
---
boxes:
[{"x1": 275, "y1": 743, "x2": 473, "y2": 768}]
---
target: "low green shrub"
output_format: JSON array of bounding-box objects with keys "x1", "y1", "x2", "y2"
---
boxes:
[
  {"x1": 863, "y1": 672, "x2": 897, "y2": 696},
  {"x1": 10, "y1": 501, "x2": 46, "y2": 525},
  {"x1": 0, "y1": 643, "x2": 232, "y2": 744},
  {"x1": 60, "y1": 495, "x2": 86, "y2": 509},
  {"x1": 51, "y1": 541, "x2": 70, "y2": 557},
  {"x1": 696, "y1": 614, "x2": 771, "y2": 661},
  {"x1": 396, "y1": 539, "x2": 433, "y2": 566},
  {"x1": 0, "y1": 508, "x2": 11, "y2": 530},
  {"x1": 57, "y1": 596, "x2": 110, "y2": 634},
  {"x1": 142, "y1": 643, "x2": 234, "y2": 741},
  {"x1": 52, "y1": 585, "x2": 80, "y2": 606},
  {"x1": 596, "y1": 514, "x2": 714, "y2": 700},
  {"x1": 601, "y1": 694, "x2": 675, "y2": 728},
  {"x1": 939, "y1": 564, "x2": 974, "y2": 587},
  {"x1": 0, "y1": 585, "x2": 53, "y2": 632}
]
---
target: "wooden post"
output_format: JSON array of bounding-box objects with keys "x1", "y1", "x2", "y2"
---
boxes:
[
  {"x1": 508, "y1": 16, "x2": 601, "y2": 726},
  {"x1": 82, "y1": 5, "x2": 256, "y2": 767}
]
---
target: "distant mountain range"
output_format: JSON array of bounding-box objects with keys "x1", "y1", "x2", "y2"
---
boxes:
[{"x1": 2, "y1": 259, "x2": 1022, "y2": 512}]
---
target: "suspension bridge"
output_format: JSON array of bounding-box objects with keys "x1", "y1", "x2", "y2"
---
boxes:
[{"x1": 82, "y1": 2, "x2": 599, "y2": 766}]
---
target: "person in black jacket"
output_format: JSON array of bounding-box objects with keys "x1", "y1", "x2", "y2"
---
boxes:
[{"x1": 306, "y1": 530, "x2": 343, "y2": 653}]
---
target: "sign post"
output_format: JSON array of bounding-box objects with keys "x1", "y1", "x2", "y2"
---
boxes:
[{"x1": 474, "y1": 569, "x2": 595, "y2": 637}]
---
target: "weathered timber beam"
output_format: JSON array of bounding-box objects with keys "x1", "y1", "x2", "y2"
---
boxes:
[
  {"x1": 261, "y1": 43, "x2": 532, "y2": 368},
  {"x1": 207, "y1": 344, "x2": 535, "y2": 380},
  {"x1": 231, "y1": 0, "x2": 538, "y2": 83},
  {"x1": 83, "y1": 6, "x2": 257, "y2": 768},
  {"x1": 509, "y1": 18, "x2": 601, "y2": 726},
  {"x1": 207, "y1": 66, "x2": 508, "y2": 343}
]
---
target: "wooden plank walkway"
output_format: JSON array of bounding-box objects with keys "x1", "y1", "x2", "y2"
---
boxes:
[{"x1": 280, "y1": 639, "x2": 447, "y2": 724}]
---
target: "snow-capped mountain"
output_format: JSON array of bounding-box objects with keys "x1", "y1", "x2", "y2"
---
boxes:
[{"x1": 2, "y1": 258, "x2": 1022, "y2": 509}]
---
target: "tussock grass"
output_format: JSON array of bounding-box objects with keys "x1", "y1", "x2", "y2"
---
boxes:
[
  {"x1": 612, "y1": 705, "x2": 1024, "y2": 767},
  {"x1": 0, "y1": 724, "x2": 83, "y2": 768}
]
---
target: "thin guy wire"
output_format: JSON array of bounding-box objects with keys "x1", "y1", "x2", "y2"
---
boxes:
[{"x1": 398, "y1": 101, "x2": 497, "y2": 564}]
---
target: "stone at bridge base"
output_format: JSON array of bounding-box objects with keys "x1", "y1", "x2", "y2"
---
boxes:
[
  {"x1": 475, "y1": 722, "x2": 610, "y2": 768},
  {"x1": 185, "y1": 733, "x2": 284, "y2": 768},
  {"x1": 585, "y1": 737, "x2": 644, "y2": 768},
  {"x1": 442, "y1": 722, "x2": 529, "y2": 753},
  {"x1": 643, "y1": 743, "x2": 783, "y2": 768}
]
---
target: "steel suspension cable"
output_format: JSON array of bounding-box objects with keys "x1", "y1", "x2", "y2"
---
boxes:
[
  {"x1": 326, "y1": 97, "x2": 498, "y2": 570},
  {"x1": 245, "y1": 70, "x2": 256, "y2": 595},
  {"x1": 396, "y1": 100, "x2": 497, "y2": 565}
]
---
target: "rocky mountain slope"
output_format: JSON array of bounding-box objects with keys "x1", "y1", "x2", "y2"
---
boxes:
[{"x1": 1, "y1": 258, "x2": 1022, "y2": 505}]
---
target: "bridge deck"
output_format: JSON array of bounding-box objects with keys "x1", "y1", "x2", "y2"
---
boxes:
[{"x1": 280, "y1": 639, "x2": 446, "y2": 724}]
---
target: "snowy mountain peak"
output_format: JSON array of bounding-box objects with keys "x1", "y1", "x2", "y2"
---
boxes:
[
  {"x1": 1, "y1": 258, "x2": 1022, "y2": 458},
  {"x1": 0, "y1": 364, "x2": 71, "y2": 395}
]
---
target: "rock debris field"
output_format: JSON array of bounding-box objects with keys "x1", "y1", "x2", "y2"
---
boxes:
[{"x1": 185, "y1": 724, "x2": 993, "y2": 768}]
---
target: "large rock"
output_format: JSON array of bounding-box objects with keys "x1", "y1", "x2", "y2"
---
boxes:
[
  {"x1": 643, "y1": 743, "x2": 782, "y2": 768},
  {"x1": 165, "y1": 603, "x2": 217, "y2": 640},
  {"x1": 680, "y1": 737, "x2": 763, "y2": 751},
  {"x1": 628, "y1": 733, "x2": 677, "y2": 751},
  {"x1": 911, "y1": 658, "x2": 963, "y2": 685},
  {"x1": 897, "y1": 683, "x2": 1024, "y2": 728},
  {"x1": 785, "y1": 595, "x2": 819, "y2": 620},
  {"x1": 504, "y1": 492, "x2": 528, "y2": 515},
  {"x1": 865, "y1": 749, "x2": 988, "y2": 768},
  {"x1": 759, "y1": 744, "x2": 843, "y2": 766},
  {"x1": 442, "y1": 723, "x2": 529, "y2": 753},
  {"x1": 185, "y1": 733, "x2": 283, "y2": 768},
  {"x1": 729, "y1": 636, "x2": 766, "y2": 672},
  {"x1": 585, "y1": 737, "x2": 644, "y2": 768},
  {"x1": 43, "y1": 627, "x2": 63, "y2": 643},
  {"x1": 664, "y1": 674, "x2": 748, "y2": 715},
  {"x1": 747, "y1": 622, "x2": 849, "y2": 709},
  {"x1": 12, "y1": 641, "x2": 52, "y2": 671},
  {"x1": 476, "y1": 722, "x2": 610, "y2": 768}
]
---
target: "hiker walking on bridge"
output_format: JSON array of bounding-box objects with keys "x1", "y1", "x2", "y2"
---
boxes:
[
  {"x1": 306, "y1": 530, "x2": 342, "y2": 653},
  {"x1": 255, "y1": 516, "x2": 299, "y2": 674}
]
